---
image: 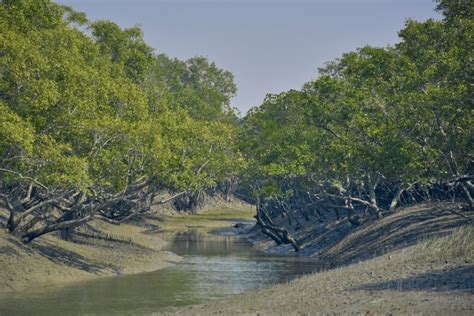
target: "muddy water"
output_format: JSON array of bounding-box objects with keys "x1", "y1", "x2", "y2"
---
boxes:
[{"x1": 0, "y1": 230, "x2": 321, "y2": 315}]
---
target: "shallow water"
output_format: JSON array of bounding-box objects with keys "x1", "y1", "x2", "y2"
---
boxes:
[{"x1": 0, "y1": 229, "x2": 321, "y2": 315}]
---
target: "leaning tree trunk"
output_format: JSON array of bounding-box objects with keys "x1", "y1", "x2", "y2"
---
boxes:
[
  {"x1": 21, "y1": 215, "x2": 94, "y2": 244},
  {"x1": 255, "y1": 197, "x2": 302, "y2": 252},
  {"x1": 459, "y1": 181, "x2": 473, "y2": 209},
  {"x1": 389, "y1": 183, "x2": 411, "y2": 212},
  {"x1": 366, "y1": 173, "x2": 382, "y2": 219}
]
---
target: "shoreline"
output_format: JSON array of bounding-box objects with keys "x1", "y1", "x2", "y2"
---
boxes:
[
  {"x1": 240, "y1": 202, "x2": 473, "y2": 261},
  {"x1": 0, "y1": 220, "x2": 182, "y2": 294},
  {"x1": 178, "y1": 202, "x2": 473, "y2": 315},
  {"x1": 1, "y1": 200, "x2": 472, "y2": 315},
  {"x1": 178, "y1": 228, "x2": 474, "y2": 315},
  {"x1": 0, "y1": 199, "x2": 254, "y2": 294}
]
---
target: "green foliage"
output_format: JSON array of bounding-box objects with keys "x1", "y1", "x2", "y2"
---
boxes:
[
  {"x1": 91, "y1": 20, "x2": 154, "y2": 83},
  {"x1": 239, "y1": 2, "x2": 473, "y2": 204},
  {"x1": 0, "y1": 101, "x2": 35, "y2": 157},
  {"x1": 435, "y1": 0, "x2": 474, "y2": 22},
  {"x1": 0, "y1": 0, "x2": 240, "y2": 198},
  {"x1": 145, "y1": 54, "x2": 238, "y2": 121},
  {"x1": 0, "y1": 0, "x2": 471, "y2": 242}
]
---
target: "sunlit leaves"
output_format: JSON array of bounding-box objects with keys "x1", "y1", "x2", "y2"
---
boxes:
[
  {"x1": 239, "y1": 1, "x2": 473, "y2": 199},
  {"x1": 0, "y1": 101, "x2": 35, "y2": 157},
  {"x1": 0, "y1": 0, "x2": 241, "y2": 200}
]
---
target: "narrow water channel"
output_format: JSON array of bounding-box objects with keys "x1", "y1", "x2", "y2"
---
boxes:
[{"x1": 0, "y1": 229, "x2": 321, "y2": 315}]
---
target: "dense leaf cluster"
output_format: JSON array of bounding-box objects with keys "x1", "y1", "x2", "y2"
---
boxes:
[
  {"x1": 238, "y1": 0, "x2": 473, "y2": 248},
  {"x1": 0, "y1": 0, "x2": 472, "y2": 246},
  {"x1": 0, "y1": 0, "x2": 241, "y2": 242}
]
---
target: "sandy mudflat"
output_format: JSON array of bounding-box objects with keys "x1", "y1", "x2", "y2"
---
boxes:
[
  {"x1": 1, "y1": 200, "x2": 472, "y2": 315},
  {"x1": 0, "y1": 218, "x2": 181, "y2": 293},
  {"x1": 175, "y1": 234, "x2": 473, "y2": 315}
]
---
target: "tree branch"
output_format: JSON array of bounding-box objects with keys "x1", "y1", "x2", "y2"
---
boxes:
[{"x1": 0, "y1": 168, "x2": 48, "y2": 190}]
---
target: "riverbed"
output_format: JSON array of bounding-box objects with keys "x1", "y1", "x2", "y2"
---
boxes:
[{"x1": 0, "y1": 229, "x2": 321, "y2": 315}]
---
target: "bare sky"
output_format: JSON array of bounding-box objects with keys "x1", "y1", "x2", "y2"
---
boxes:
[{"x1": 57, "y1": 0, "x2": 440, "y2": 114}]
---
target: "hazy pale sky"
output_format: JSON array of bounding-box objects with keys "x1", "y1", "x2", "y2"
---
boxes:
[{"x1": 57, "y1": 0, "x2": 440, "y2": 114}]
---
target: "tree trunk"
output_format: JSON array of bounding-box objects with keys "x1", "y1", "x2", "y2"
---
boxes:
[
  {"x1": 255, "y1": 197, "x2": 302, "y2": 252},
  {"x1": 366, "y1": 174, "x2": 382, "y2": 219},
  {"x1": 17, "y1": 214, "x2": 46, "y2": 233},
  {"x1": 7, "y1": 210, "x2": 16, "y2": 232},
  {"x1": 345, "y1": 199, "x2": 360, "y2": 226},
  {"x1": 21, "y1": 215, "x2": 94, "y2": 243},
  {"x1": 460, "y1": 182, "x2": 473, "y2": 209},
  {"x1": 389, "y1": 183, "x2": 409, "y2": 212},
  {"x1": 434, "y1": 112, "x2": 473, "y2": 208}
]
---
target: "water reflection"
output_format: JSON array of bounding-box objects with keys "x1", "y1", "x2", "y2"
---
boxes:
[{"x1": 0, "y1": 230, "x2": 321, "y2": 315}]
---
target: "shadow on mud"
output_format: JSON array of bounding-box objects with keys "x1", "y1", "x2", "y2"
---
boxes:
[{"x1": 352, "y1": 265, "x2": 474, "y2": 293}]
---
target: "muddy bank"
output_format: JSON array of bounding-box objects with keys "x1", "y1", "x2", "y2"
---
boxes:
[
  {"x1": 244, "y1": 202, "x2": 473, "y2": 265},
  {"x1": 0, "y1": 219, "x2": 181, "y2": 293},
  {"x1": 0, "y1": 198, "x2": 254, "y2": 293},
  {"x1": 179, "y1": 202, "x2": 474, "y2": 315},
  {"x1": 177, "y1": 225, "x2": 474, "y2": 315}
]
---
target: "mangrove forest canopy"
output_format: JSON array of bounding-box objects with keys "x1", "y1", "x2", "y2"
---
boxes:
[{"x1": 0, "y1": 0, "x2": 472, "y2": 246}]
